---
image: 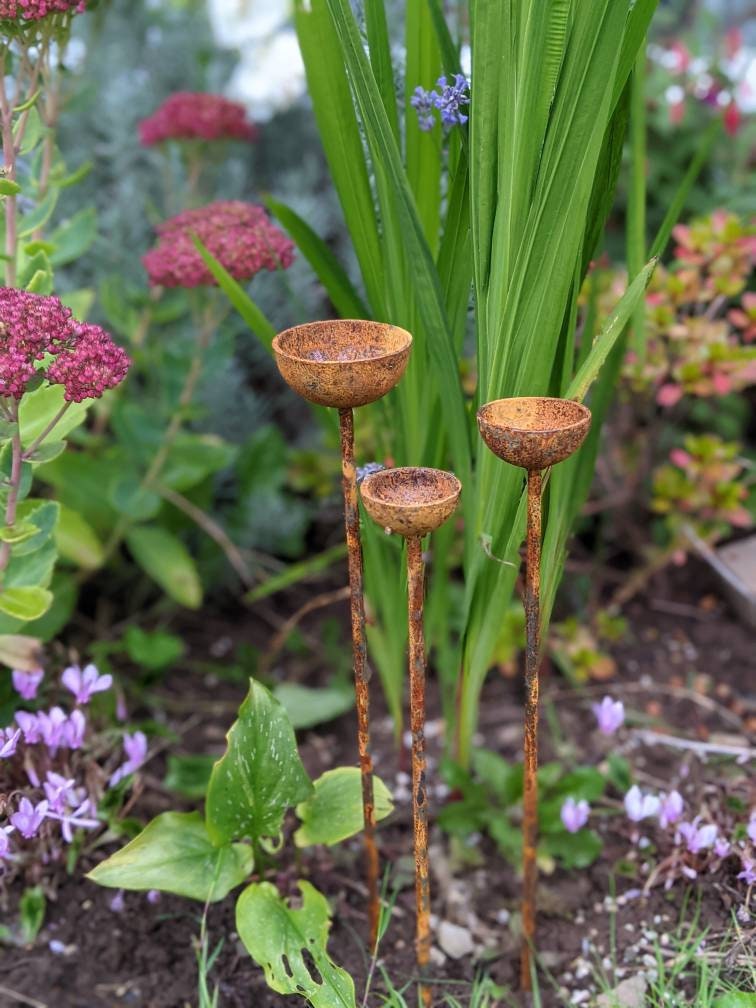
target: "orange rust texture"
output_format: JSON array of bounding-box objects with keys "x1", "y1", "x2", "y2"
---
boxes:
[
  {"x1": 477, "y1": 396, "x2": 591, "y2": 470},
  {"x1": 339, "y1": 407, "x2": 380, "y2": 950},
  {"x1": 360, "y1": 466, "x2": 462, "y2": 538},
  {"x1": 521, "y1": 467, "x2": 542, "y2": 991},
  {"x1": 407, "y1": 535, "x2": 432, "y2": 1008}
]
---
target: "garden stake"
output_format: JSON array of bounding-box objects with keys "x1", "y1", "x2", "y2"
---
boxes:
[
  {"x1": 360, "y1": 466, "x2": 462, "y2": 1007},
  {"x1": 477, "y1": 397, "x2": 591, "y2": 991},
  {"x1": 272, "y1": 320, "x2": 412, "y2": 949}
]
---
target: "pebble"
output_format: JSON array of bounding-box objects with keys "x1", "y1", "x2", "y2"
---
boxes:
[
  {"x1": 438, "y1": 920, "x2": 474, "y2": 959},
  {"x1": 570, "y1": 991, "x2": 590, "y2": 1005},
  {"x1": 596, "y1": 975, "x2": 647, "y2": 1008},
  {"x1": 495, "y1": 908, "x2": 510, "y2": 925}
]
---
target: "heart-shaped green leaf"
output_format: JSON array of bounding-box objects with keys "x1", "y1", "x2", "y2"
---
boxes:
[{"x1": 294, "y1": 766, "x2": 393, "y2": 847}]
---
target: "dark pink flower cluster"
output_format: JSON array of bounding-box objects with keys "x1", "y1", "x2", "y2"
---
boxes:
[
  {"x1": 138, "y1": 92, "x2": 259, "y2": 146},
  {"x1": 0, "y1": 288, "x2": 130, "y2": 401},
  {"x1": 142, "y1": 201, "x2": 295, "y2": 289},
  {"x1": 0, "y1": 0, "x2": 85, "y2": 19}
]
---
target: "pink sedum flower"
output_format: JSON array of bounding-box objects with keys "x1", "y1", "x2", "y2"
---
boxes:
[
  {"x1": 139, "y1": 92, "x2": 259, "y2": 146},
  {"x1": 658, "y1": 790, "x2": 684, "y2": 829},
  {"x1": 0, "y1": 0, "x2": 85, "y2": 20},
  {"x1": 592, "y1": 696, "x2": 625, "y2": 735},
  {"x1": 12, "y1": 667, "x2": 44, "y2": 700},
  {"x1": 142, "y1": 201, "x2": 294, "y2": 289},
  {"x1": 624, "y1": 785, "x2": 660, "y2": 823},
  {"x1": 10, "y1": 797, "x2": 48, "y2": 838},
  {"x1": 62, "y1": 663, "x2": 112, "y2": 705},
  {"x1": 46, "y1": 324, "x2": 130, "y2": 403},
  {"x1": 560, "y1": 797, "x2": 590, "y2": 834}
]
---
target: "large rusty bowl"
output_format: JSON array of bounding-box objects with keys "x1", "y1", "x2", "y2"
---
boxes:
[
  {"x1": 477, "y1": 397, "x2": 591, "y2": 470},
  {"x1": 272, "y1": 320, "x2": 412, "y2": 409},
  {"x1": 360, "y1": 467, "x2": 461, "y2": 538}
]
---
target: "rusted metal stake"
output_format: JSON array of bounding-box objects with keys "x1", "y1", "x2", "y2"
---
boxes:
[
  {"x1": 338, "y1": 406, "x2": 380, "y2": 950},
  {"x1": 521, "y1": 468, "x2": 542, "y2": 991},
  {"x1": 407, "y1": 535, "x2": 431, "y2": 1008}
]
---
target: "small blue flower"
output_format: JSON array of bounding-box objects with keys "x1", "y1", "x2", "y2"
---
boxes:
[
  {"x1": 434, "y1": 73, "x2": 470, "y2": 128},
  {"x1": 357, "y1": 462, "x2": 385, "y2": 483},
  {"x1": 410, "y1": 86, "x2": 436, "y2": 132}
]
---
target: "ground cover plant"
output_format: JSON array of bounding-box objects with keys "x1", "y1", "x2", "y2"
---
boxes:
[{"x1": 0, "y1": 0, "x2": 754, "y2": 1006}]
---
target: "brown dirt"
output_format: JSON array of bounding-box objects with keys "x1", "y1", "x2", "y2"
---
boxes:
[{"x1": 1, "y1": 558, "x2": 754, "y2": 1008}]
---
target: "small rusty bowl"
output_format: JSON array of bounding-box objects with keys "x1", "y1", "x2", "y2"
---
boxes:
[
  {"x1": 272, "y1": 320, "x2": 412, "y2": 409},
  {"x1": 477, "y1": 397, "x2": 591, "y2": 470},
  {"x1": 360, "y1": 467, "x2": 461, "y2": 538}
]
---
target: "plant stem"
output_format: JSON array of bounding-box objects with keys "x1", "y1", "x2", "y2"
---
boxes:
[
  {"x1": 0, "y1": 401, "x2": 23, "y2": 578},
  {"x1": 22, "y1": 401, "x2": 71, "y2": 460},
  {"x1": 628, "y1": 38, "x2": 647, "y2": 364},
  {"x1": 0, "y1": 52, "x2": 18, "y2": 287}
]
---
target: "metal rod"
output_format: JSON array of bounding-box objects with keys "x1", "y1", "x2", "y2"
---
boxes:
[
  {"x1": 338, "y1": 407, "x2": 380, "y2": 950},
  {"x1": 407, "y1": 535, "x2": 431, "y2": 1008},
  {"x1": 521, "y1": 467, "x2": 542, "y2": 991}
]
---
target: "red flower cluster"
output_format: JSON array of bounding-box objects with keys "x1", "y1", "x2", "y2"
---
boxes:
[
  {"x1": 0, "y1": 0, "x2": 85, "y2": 19},
  {"x1": 142, "y1": 201, "x2": 295, "y2": 289},
  {"x1": 0, "y1": 288, "x2": 129, "y2": 401},
  {"x1": 138, "y1": 92, "x2": 259, "y2": 146}
]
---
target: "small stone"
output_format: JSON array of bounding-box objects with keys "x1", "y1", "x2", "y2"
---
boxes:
[
  {"x1": 596, "y1": 975, "x2": 647, "y2": 1008},
  {"x1": 438, "y1": 920, "x2": 474, "y2": 959},
  {"x1": 430, "y1": 946, "x2": 446, "y2": 967}
]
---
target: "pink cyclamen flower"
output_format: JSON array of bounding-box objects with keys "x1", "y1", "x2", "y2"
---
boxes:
[
  {"x1": 592, "y1": 696, "x2": 625, "y2": 735},
  {"x1": 0, "y1": 825, "x2": 13, "y2": 860},
  {"x1": 747, "y1": 814, "x2": 756, "y2": 845},
  {"x1": 0, "y1": 727, "x2": 21, "y2": 758},
  {"x1": 560, "y1": 797, "x2": 590, "y2": 834},
  {"x1": 737, "y1": 857, "x2": 756, "y2": 886},
  {"x1": 139, "y1": 92, "x2": 259, "y2": 146},
  {"x1": 36, "y1": 706, "x2": 68, "y2": 751},
  {"x1": 624, "y1": 785, "x2": 661, "y2": 823},
  {"x1": 61, "y1": 663, "x2": 112, "y2": 705},
  {"x1": 142, "y1": 201, "x2": 294, "y2": 289},
  {"x1": 15, "y1": 710, "x2": 41, "y2": 744},
  {"x1": 658, "y1": 790, "x2": 684, "y2": 829},
  {"x1": 43, "y1": 772, "x2": 79, "y2": 814},
  {"x1": 109, "y1": 890, "x2": 125, "y2": 913},
  {"x1": 10, "y1": 797, "x2": 48, "y2": 839},
  {"x1": 676, "y1": 818, "x2": 718, "y2": 854},
  {"x1": 0, "y1": 0, "x2": 85, "y2": 19},
  {"x1": 48, "y1": 798, "x2": 99, "y2": 843},
  {"x1": 714, "y1": 837, "x2": 731, "y2": 859},
  {"x1": 146, "y1": 889, "x2": 161, "y2": 905},
  {"x1": 109, "y1": 730, "x2": 148, "y2": 786},
  {"x1": 12, "y1": 668, "x2": 44, "y2": 700},
  {"x1": 62, "y1": 709, "x2": 86, "y2": 750}
]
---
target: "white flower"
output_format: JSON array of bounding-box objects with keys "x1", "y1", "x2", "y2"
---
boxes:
[{"x1": 624, "y1": 785, "x2": 660, "y2": 823}]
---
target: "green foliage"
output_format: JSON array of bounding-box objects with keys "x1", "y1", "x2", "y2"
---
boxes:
[
  {"x1": 125, "y1": 525, "x2": 203, "y2": 610},
  {"x1": 19, "y1": 886, "x2": 45, "y2": 944},
  {"x1": 273, "y1": 682, "x2": 354, "y2": 730},
  {"x1": 294, "y1": 767, "x2": 393, "y2": 847}
]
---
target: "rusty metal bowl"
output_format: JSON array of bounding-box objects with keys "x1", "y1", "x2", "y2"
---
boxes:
[
  {"x1": 272, "y1": 320, "x2": 412, "y2": 409},
  {"x1": 477, "y1": 397, "x2": 591, "y2": 470},
  {"x1": 360, "y1": 467, "x2": 461, "y2": 538}
]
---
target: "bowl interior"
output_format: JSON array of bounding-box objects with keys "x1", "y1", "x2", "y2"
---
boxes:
[
  {"x1": 478, "y1": 396, "x2": 590, "y2": 434},
  {"x1": 274, "y1": 320, "x2": 411, "y2": 364},
  {"x1": 363, "y1": 467, "x2": 460, "y2": 509}
]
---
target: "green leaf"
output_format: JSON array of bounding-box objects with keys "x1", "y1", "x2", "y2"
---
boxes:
[
  {"x1": 206, "y1": 678, "x2": 312, "y2": 846},
  {"x1": 264, "y1": 197, "x2": 368, "y2": 318},
  {"x1": 0, "y1": 179, "x2": 21, "y2": 196},
  {"x1": 107, "y1": 474, "x2": 161, "y2": 521},
  {"x1": 48, "y1": 207, "x2": 98, "y2": 267},
  {"x1": 18, "y1": 187, "x2": 59, "y2": 239},
  {"x1": 18, "y1": 385, "x2": 90, "y2": 449},
  {"x1": 236, "y1": 880, "x2": 356, "y2": 1008},
  {"x1": 126, "y1": 525, "x2": 202, "y2": 609},
  {"x1": 541, "y1": 828, "x2": 602, "y2": 869},
  {"x1": 273, "y1": 682, "x2": 353, "y2": 730},
  {"x1": 19, "y1": 886, "x2": 45, "y2": 944},
  {"x1": 54, "y1": 504, "x2": 104, "y2": 570},
  {"x1": 25, "y1": 440, "x2": 66, "y2": 466},
  {"x1": 87, "y1": 811, "x2": 253, "y2": 903},
  {"x1": 164, "y1": 754, "x2": 215, "y2": 799},
  {"x1": 3, "y1": 539, "x2": 56, "y2": 589},
  {"x1": 15, "y1": 106, "x2": 43, "y2": 156},
  {"x1": 123, "y1": 626, "x2": 184, "y2": 670},
  {"x1": 471, "y1": 749, "x2": 522, "y2": 805},
  {"x1": 11, "y1": 500, "x2": 59, "y2": 557},
  {"x1": 160, "y1": 434, "x2": 236, "y2": 492},
  {"x1": 0, "y1": 586, "x2": 52, "y2": 621},
  {"x1": 0, "y1": 521, "x2": 39, "y2": 544},
  {"x1": 712, "y1": 995, "x2": 756, "y2": 1008},
  {"x1": 294, "y1": 767, "x2": 393, "y2": 847}
]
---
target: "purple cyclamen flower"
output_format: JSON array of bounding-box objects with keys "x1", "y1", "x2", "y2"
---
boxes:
[
  {"x1": 410, "y1": 86, "x2": 436, "y2": 131},
  {"x1": 0, "y1": 727, "x2": 21, "y2": 758},
  {"x1": 47, "y1": 798, "x2": 99, "y2": 844},
  {"x1": 624, "y1": 785, "x2": 660, "y2": 823},
  {"x1": 434, "y1": 73, "x2": 470, "y2": 128},
  {"x1": 37, "y1": 707, "x2": 68, "y2": 751},
  {"x1": 560, "y1": 797, "x2": 590, "y2": 834},
  {"x1": 12, "y1": 667, "x2": 44, "y2": 700},
  {"x1": 146, "y1": 889, "x2": 161, "y2": 904},
  {"x1": 43, "y1": 772, "x2": 79, "y2": 814},
  {"x1": 62, "y1": 709, "x2": 86, "y2": 750},
  {"x1": 676, "y1": 818, "x2": 718, "y2": 854},
  {"x1": 10, "y1": 797, "x2": 48, "y2": 839},
  {"x1": 737, "y1": 857, "x2": 756, "y2": 886},
  {"x1": 109, "y1": 730, "x2": 148, "y2": 786},
  {"x1": 61, "y1": 663, "x2": 112, "y2": 705},
  {"x1": 0, "y1": 826, "x2": 13, "y2": 860},
  {"x1": 714, "y1": 837, "x2": 731, "y2": 859},
  {"x1": 747, "y1": 814, "x2": 756, "y2": 845},
  {"x1": 15, "y1": 711, "x2": 41, "y2": 744},
  {"x1": 592, "y1": 696, "x2": 625, "y2": 735},
  {"x1": 658, "y1": 790, "x2": 684, "y2": 828},
  {"x1": 109, "y1": 890, "x2": 125, "y2": 913}
]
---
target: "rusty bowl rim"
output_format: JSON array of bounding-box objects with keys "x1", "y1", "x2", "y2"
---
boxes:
[
  {"x1": 272, "y1": 319, "x2": 413, "y2": 366},
  {"x1": 360, "y1": 466, "x2": 462, "y2": 514},
  {"x1": 476, "y1": 396, "x2": 591, "y2": 436}
]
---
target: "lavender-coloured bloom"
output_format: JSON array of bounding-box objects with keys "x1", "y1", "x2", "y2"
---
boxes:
[
  {"x1": 37, "y1": 707, "x2": 68, "y2": 751},
  {"x1": 43, "y1": 772, "x2": 78, "y2": 814},
  {"x1": 658, "y1": 790, "x2": 684, "y2": 828},
  {"x1": 62, "y1": 709, "x2": 86, "y2": 750},
  {"x1": 15, "y1": 710, "x2": 41, "y2": 744},
  {"x1": 560, "y1": 797, "x2": 590, "y2": 834},
  {"x1": 146, "y1": 889, "x2": 161, "y2": 905},
  {"x1": 747, "y1": 814, "x2": 756, "y2": 845},
  {"x1": 676, "y1": 818, "x2": 718, "y2": 854},
  {"x1": 61, "y1": 663, "x2": 112, "y2": 705},
  {"x1": 0, "y1": 727, "x2": 21, "y2": 758},
  {"x1": 592, "y1": 696, "x2": 625, "y2": 735},
  {"x1": 109, "y1": 890, "x2": 125, "y2": 913},
  {"x1": 624, "y1": 785, "x2": 660, "y2": 823},
  {"x1": 0, "y1": 825, "x2": 13, "y2": 860},
  {"x1": 10, "y1": 797, "x2": 48, "y2": 839},
  {"x1": 51, "y1": 799, "x2": 99, "y2": 844},
  {"x1": 737, "y1": 857, "x2": 756, "y2": 886},
  {"x1": 714, "y1": 837, "x2": 731, "y2": 859},
  {"x1": 434, "y1": 73, "x2": 470, "y2": 128},
  {"x1": 410, "y1": 86, "x2": 436, "y2": 131},
  {"x1": 109, "y1": 730, "x2": 148, "y2": 786},
  {"x1": 12, "y1": 667, "x2": 44, "y2": 701}
]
